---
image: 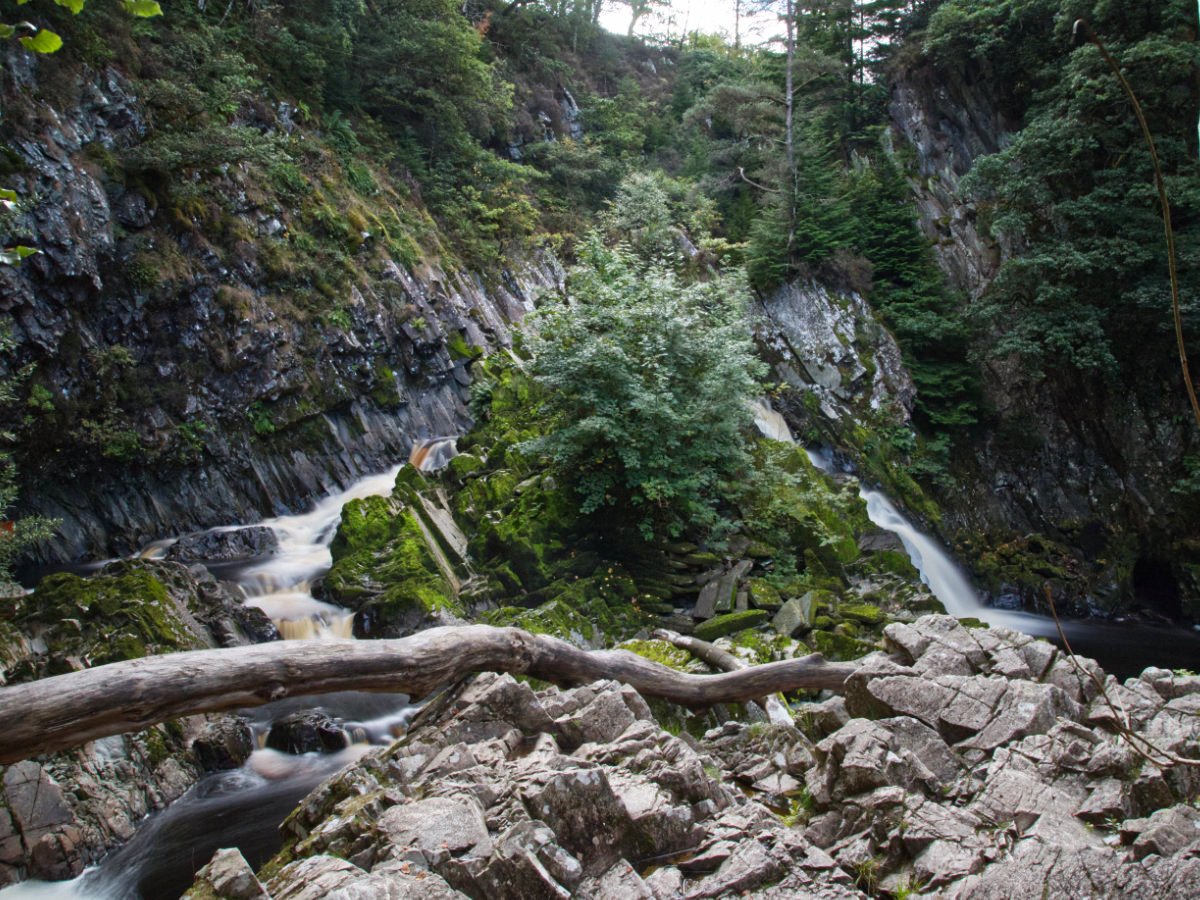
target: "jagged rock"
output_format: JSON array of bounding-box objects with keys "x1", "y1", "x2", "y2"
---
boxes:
[
  {"x1": 1121, "y1": 806, "x2": 1200, "y2": 861},
  {"x1": 166, "y1": 527, "x2": 279, "y2": 563},
  {"x1": 266, "y1": 711, "x2": 350, "y2": 755},
  {"x1": 184, "y1": 848, "x2": 269, "y2": 898},
  {"x1": 772, "y1": 593, "x2": 817, "y2": 636}
]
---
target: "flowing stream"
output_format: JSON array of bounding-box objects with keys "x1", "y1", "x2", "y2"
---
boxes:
[{"x1": 755, "y1": 401, "x2": 1200, "y2": 677}]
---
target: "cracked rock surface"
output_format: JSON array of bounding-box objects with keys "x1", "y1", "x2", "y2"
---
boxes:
[{"x1": 198, "y1": 616, "x2": 1200, "y2": 899}]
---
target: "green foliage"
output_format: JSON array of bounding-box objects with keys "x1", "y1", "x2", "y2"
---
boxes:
[
  {"x1": 844, "y1": 154, "x2": 980, "y2": 433},
  {"x1": 939, "y1": 0, "x2": 1200, "y2": 380},
  {"x1": 524, "y1": 228, "x2": 766, "y2": 541},
  {"x1": 0, "y1": 329, "x2": 58, "y2": 583}
]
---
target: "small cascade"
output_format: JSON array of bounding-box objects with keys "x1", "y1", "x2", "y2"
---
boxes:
[
  {"x1": 857, "y1": 488, "x2": 981, "y2": 617},
  {"x1": 232, "y1": 465, "x2": 403, "y2": 637},
  {"x1": 409, "y1": 436, "x2": 459, "y2": 473},
  {"x1": 751, "y1": 397, "x2": 985, "y2": 619}
]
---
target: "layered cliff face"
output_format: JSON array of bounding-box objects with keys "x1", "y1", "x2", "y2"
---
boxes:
[
  {"x1": 889, "y1": 59, "x2": 1200, "y2": 617},
  {"x1": 1, "y1": 53, "x2": 559, "y2": 562}
]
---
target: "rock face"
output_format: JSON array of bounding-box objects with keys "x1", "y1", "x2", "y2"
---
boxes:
[
  {"x1": 0, "y1": 59, "x2": 560, "y2": 564},
  {"x1": 755, "y1": 279, "x2": 915, "y2": 426},
  {"x1": 889, "y1": 60, "x2": 1198, "y2": 616},
  {"x1": 166, "y1": 526, "x2": 280, "y2": 563},
  {"x1": 240, "y1": 616, "x2": 1200, "y2": 899}
]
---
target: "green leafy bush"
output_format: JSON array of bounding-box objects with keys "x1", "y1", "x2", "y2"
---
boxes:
[{"x1": 524, "y1": 230, "x2": 766, "y2": 541}]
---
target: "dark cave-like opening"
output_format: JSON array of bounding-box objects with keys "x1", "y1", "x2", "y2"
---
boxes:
[{"x1": 1131, "y1": 556, "x2": 1182, "y2": 619}]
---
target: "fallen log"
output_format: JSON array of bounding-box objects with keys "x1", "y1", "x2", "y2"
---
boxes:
[
  {"x1": 652, "y1": 628, "x2": 798, "y2": 729},
  {"x1": 0, "y1": 625, "x2": 857, "y2": 765}
]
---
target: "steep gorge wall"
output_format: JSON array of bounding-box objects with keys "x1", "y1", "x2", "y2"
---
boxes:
[
  {"x1": 1, "y1": 55, "x2": 560, "y2": 562},
  {"x1": 889, "y1": 60, "x2": 1199, "y2": 614}
]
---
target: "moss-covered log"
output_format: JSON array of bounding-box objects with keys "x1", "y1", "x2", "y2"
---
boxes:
[{"x1": 0, "y1": 624, "x2": 858, "y2": 765}]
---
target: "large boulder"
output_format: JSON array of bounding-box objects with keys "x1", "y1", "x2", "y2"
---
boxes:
[{"x1": 166, "y1": 526, "x2": 279, "y2": 563}]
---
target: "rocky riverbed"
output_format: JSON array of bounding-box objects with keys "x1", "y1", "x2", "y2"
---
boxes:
[{"x1": 185, "y1": 616, "x2": 1200, "y2": 899}]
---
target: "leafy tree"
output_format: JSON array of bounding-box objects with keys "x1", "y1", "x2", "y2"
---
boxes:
[
  {"x1": 524, "y1": 219, "x2": 766, "y2": 540},
  {"x1": 933, "y1": 0, "x2": 1200, "y2": 380}
]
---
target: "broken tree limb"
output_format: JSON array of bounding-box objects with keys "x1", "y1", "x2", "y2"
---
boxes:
[
  {"x1": 652, "y1": 628, "x2": 798, "y2": 729},
  {"x1": 0, "y1": 625, "x2": 857, "y2": 766}
]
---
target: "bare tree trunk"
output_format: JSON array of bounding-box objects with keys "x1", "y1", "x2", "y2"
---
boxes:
[
  {"x1": 652, "y1": 629, "x2": 799, "y2": 729},
  {"x1": 784, "y1": 0, "x2": 796, "y2": 252},
  {"x1": 0, "y1": 625, "x2": 857, "y2": 765}
]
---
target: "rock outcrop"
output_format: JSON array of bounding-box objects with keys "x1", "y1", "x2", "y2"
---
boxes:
[
  {"x1": 203, "y1": 615, "x2": 1200, "y2": 899},
  {"x1": 0, "y1": 560, "x2": 258, "y2": 886},
  {"x1": 1, "y1": 56, "x2": 560, "y2": 564}
]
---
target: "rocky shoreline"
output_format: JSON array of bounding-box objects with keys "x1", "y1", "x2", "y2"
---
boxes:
[{"x1": 184, "y1": 616, "x2": 1200, "y2": 899}]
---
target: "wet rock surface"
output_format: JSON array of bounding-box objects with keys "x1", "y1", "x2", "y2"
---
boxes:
[
  {"x1": 166, "y1": 527, "x2": 280, "y2": 564},
  {"x1": 265, "y1": 712, "x2": 351, "y2": 756},
  {"x1": 238, "y1": 616, "x2": 1200, "y2": 899}
]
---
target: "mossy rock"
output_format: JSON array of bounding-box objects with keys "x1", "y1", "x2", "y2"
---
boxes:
[
  {"x1": 745, "y1": 540, "x2": 777, "y2": 559},
  {"x1": 327, "y1": 497, "x2": 461, "y2": 636},
  {"x1": 809, "y1": 629, "x2": 873, "y2": 661},
  {"x1": 484, "y1": 600, "x2": 597, "y2": 647},
  {"x1": 618, "y1": 639, "x2": 699, "y2": 672},
  {"x1": 727, "y1": 628, "x2": 799, "y2": 665},
  {"x1": 839, "y1": 603, "x2": 885, "y2": 626},
  {"x1": 12, "y1": 562, "x2": 202, "y2": 678},
  {"x1": 694, "y1": 609, "x2": 769, "y2": 642},
  {"x1": 811, "y1": 615, "x2": 835, "y2": 630},
  {"x1": 746, "y1": 578, "x2": 783, "y2": 611},
  {"x1": 445, "y1": 452, "x2": 485, "y2": 483}
]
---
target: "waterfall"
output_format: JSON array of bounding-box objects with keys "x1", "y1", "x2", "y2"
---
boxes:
[
  {"x1": 225, "y1": 465, "x2": 402, "y2": 637},
  {"x1": 750, "y1": 398, "x2": 985, "y2": 618},
  {"x1": 857, "y1": 487, "x2": 981, "y2": 617}
]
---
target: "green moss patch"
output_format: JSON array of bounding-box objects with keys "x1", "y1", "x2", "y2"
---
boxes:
[{"x1": 694, "y1": 609, "x2": 769, "y2": 642}]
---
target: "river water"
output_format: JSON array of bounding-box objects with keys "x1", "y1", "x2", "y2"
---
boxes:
[{"x1": 1, "y1": 467, "x2": 415, "y2": 900}]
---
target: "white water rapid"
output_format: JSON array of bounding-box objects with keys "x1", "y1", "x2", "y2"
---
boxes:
[{"x1": 220, "y1": 465, "x2": 403, "y2": 638}]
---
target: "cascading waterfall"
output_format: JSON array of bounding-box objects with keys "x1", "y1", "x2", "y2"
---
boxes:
[
  {"x1": 231, "y1": 464, "x2": 403, "y2": 639},
  {"x1": 751, "y1": 400, "x2": 1200, "y2": 674},
  {"x1": 751, "y1": 399, "x2": 987, "y2": 620},
  {"x1": 856, "y1": 487, "x2": 981, "y2": 618}
]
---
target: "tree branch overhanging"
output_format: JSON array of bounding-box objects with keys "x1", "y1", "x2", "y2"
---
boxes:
[{"x1": 0, "y1": 625, "x2": 857, "y2": 766}]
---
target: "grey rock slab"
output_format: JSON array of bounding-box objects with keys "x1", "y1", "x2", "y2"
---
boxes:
[
  {"x1": 3, "y1": 762, "x2": 73, "y2": 844},
  {"x1": 578, "y1": 860, "x2": 655, "y2": 899},
  {"x1": 377, "y1": 797, "x2": 491, "y2": 860},
  {"x1": 186, "y1": 847, "x2": 269, "y2": 899},
  {"x1": 772, "y1": 593, "x2": 816, "y2": 636},
  {"x1": 1124, "y1": 805, "x2": 1200, "y2": 861},
  {"x1": 692, "y1": 579, "x2": 721, "y2": 620}
]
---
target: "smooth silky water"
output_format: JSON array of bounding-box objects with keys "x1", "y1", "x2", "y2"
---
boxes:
[{"x1": 754, "y1": 400, "x2": 1200, "y2": 678}]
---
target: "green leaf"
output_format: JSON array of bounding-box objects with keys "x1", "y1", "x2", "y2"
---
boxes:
[
  {"x1": 0, "y1": 188, "x2": 17, "y2": 212},
  {"x1": 0, "y1": 246, "x2": 40, "y2": 266},
  {"x1": 53, "y1": 0, "x2": 85, "y2": 13},
  {"x1": 122, "y1": 0, "x2": 162, "y2": 17},
  {"x1": 0, "y1": 24, "x2": 14, "y2": 38},
  {"x1": 19, "y1": 30, "x2": 63, "y2": 54}
]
